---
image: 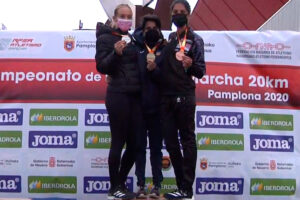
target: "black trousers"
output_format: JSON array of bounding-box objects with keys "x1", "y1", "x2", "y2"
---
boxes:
[
  {"x1": 105, "y1": 92, "x2": 143, "y2": 190},
  {"x1": 135, "y1": 113, "x2": 163, "y2": 188},
  {"x1": 160, "y1": 95, "x2": 197, "y2": 194}
]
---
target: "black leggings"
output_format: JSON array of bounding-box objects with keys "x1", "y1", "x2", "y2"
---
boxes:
[
  {"x1": 105, "y1": 92, "x2": 143, "y2": 190},
  {"x1": 160, "y1": 95, "x2": 197, "y2": 194}
]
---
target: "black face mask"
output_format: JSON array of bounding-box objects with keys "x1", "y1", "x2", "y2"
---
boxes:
[
  {"x1": 172, "y1": 14, "x2": 188, "y2": 28},
  {"x1": 144, "y1": 29, "x2": 161, "y2": 48}
]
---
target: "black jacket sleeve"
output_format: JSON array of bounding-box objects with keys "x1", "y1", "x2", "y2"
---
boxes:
[
  {"x1": 95, "y1": 35, "x2": 121, "y2": 75},
  {"x1": 186, "y1": 33, "x2": 206, "y2": 79}
]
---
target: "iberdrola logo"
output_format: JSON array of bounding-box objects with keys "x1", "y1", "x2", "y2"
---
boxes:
[
  {"x1": 84, "y1": 132, "x2": 111, "y2": 149},
  {"x1": 28, "y1": 176, "x2": 77, "y2": 193},
  {"x1": 198, "y1": 137, "x2": 211, "y2": 146},
  {"x1": 29, "y1": 109, "x2": 78, "y2": 126},
  {"x1": 31, "y1": 114, "x2": 44, "y2": 122},
  {"x1": 146, "y1": 182, "x2": 154, "y2": 193},
  {"x1": 29, "y1": 180, "x2": 42, "y2": 190},
  {"x1": 250, "y1": 178, "x2": 296, "y2": 196},
  {"x1": 250, "y1": 113, "x2": 293, "y2": 131},
  {"x1": 197, "y1": 133, "x2": 244, "y2": 151},
  {"x1": 145, "y1": 177, "x2": 177, "y2": 194},
  {"x1": 86, "y1": 135, "x2": 99, "y2": 144},
  {"x1": 251, "y1": 118, "x2": 262, "y2": 126},
  {"x1": 251, "y1": 183, "x2": 264, "y2": 192}
]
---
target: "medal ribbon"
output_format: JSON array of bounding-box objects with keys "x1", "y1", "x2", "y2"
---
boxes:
[
  {"x1": 112, "y1": 31, "x2": 129, "y2": 38},
  {"x1": 177, "y1": 27, "x2": 188, "y2": 52},
  {"x1": 144, "y1": 42, "x2": 160, "y2": 54}
]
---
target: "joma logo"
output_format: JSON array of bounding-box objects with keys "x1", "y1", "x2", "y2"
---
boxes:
[
  {"x1": 0, "y1": 176, "x2": 21, "y2": 192},
  {"x1": 196, "y1": 178, "x2": 244, "y2": 195},
  {"x1": 0, "y1": 109, "x2": 23, "y2": 125},
  {"x1": 84, "y1": 177, "x2": 133, "y2": 193},
  {"x1": 84, "y1": 177, "x2": 110, "y2": 193},
  {"x1": 197, "y1": 111, "x2": 243, "y2": 129},
  {"x1": 85, "y1": 109, "x2": 109, "y2": 126},
  {"x1": 29, "y1": 131, "x2": 77, "y2": 148},
  {"x1": 250, "y1": 135, "x2": 293, "y2": 152}
]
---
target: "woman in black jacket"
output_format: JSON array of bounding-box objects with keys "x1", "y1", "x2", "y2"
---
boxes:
[
  {"x1": 95, "y1": 4, "x2": 142, "y2": 200},
  {"x1": 159, "y1": 1, "x2": 206, "y2": 200}
]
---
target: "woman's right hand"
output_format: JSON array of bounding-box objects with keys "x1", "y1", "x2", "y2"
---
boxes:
[
  {"x1": 114, "y1": 40, "x2": 126, "y2": 56},
  {"x1": 147, "y1": 60, "x2": 156, "y2": 71}
]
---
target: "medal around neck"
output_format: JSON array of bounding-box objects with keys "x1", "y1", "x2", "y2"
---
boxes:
[
  {"x1": 176, "y1": 51, "x2": 184, "y2": 61},
  {"x1": 147, "y1": 53, "x2": 156, "y2": 62},
  {"x1": 122, "y1": 35, "x2": 131, "y2": 44},
  {"x1": 176, "y1": 28, "x2": 188, "y2": 61}
]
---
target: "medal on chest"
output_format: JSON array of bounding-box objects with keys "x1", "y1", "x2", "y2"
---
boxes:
[
  {"x1": 175, "y1": 28, "x2": 188, "y2": 61},
  {"x1": 145, "y1": 42, "x2": 160, "y2": 62}
]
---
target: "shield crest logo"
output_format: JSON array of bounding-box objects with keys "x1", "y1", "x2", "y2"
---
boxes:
[
  {"x1": 200, "y1": 158, "x2": 208, "y2": 170},
  {"x1": 270, "y1": 160, "x2": 276, "y2": 170},
  {"x1": 162, "y1": 156, "x2": 172, "y2": 171},
  {"x1": 64, "y1": 36, "x2": 75, "y2": 52}
]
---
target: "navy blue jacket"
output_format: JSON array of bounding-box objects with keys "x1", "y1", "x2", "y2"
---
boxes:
[{"x1": 132, "y1": 27, "x2": 165, "y2": 114}]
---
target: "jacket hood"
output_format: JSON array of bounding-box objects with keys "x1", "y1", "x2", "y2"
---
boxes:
[
  {"x1": 96, "y1": 22, "x2": 114, "y2": 38},
  {"x1": 132, "y1": 27, "x2": 145, "y2": 47}
]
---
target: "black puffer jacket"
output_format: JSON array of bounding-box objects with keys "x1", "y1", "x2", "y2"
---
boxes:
[{"x1": 95, "y1": 22, "x2": 141, "y2": 93}]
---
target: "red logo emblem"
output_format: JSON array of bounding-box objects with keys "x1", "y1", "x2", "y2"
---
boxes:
[
  {"x1": 64, "y1": 36, "x2": 75, "y2": 52},
  {"x1": 49, "y1": 157, "x2": 56, "y2": 168},
  {"x1": 200, "y1": 158, "x2": 208, "y2": 170},
  {"x1": 162, "y1": 156, "x2": 171, "y2": 171},
  {"x1": 270, "y1": 160, "x2": 276, "y2": 170}
]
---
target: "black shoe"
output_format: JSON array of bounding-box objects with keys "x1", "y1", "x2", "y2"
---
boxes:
[
  {"x1": 136, "y1": 186, "x2": 147, "y2": 199},
  {"x1": 164, "y1": 189, "x2": 194, "y2": 200},
  {"x1": 112, "y1": 185, "x2": 136, "y2": 200},
  {"x1": 107, "y1": 188, "x2": 114, "y2": 200},
  {"x1": 148, "y1": 186, "x2": 160, "y2": 199}
]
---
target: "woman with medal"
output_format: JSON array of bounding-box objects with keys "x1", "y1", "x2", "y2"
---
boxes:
[
  {"x1": 156, "y1": 0, "x2": 206, "y2": 199},
  {"x1": 132, "y1": 15, "x2": 165, "y2": 199},
  {"x1": 95, "y1": 4, "x2": 142, "y2": 200}
]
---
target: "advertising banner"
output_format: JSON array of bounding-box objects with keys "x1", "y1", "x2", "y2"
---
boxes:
[{"x1": 0, "y1": 30, "x2": 299, "y2": 199}]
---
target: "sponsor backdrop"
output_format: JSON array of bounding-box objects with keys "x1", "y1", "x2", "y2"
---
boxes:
[{"x1": 0, "y1": 30, "x2": 299, "y2": 200}]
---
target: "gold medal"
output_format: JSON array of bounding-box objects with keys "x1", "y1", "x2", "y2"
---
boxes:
[
  {"x1": 145, "y1": 42, "x2": 160, "y2": 62},
  {"x1": 147, "y1": 53, "x2": 156, "y2": 62},
  {"x1": 176, "y1": 51, "x2": 184, "y2": 61},
  {"x1": 122, "y1": 35, "x2": 131, "y2": 44}
]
